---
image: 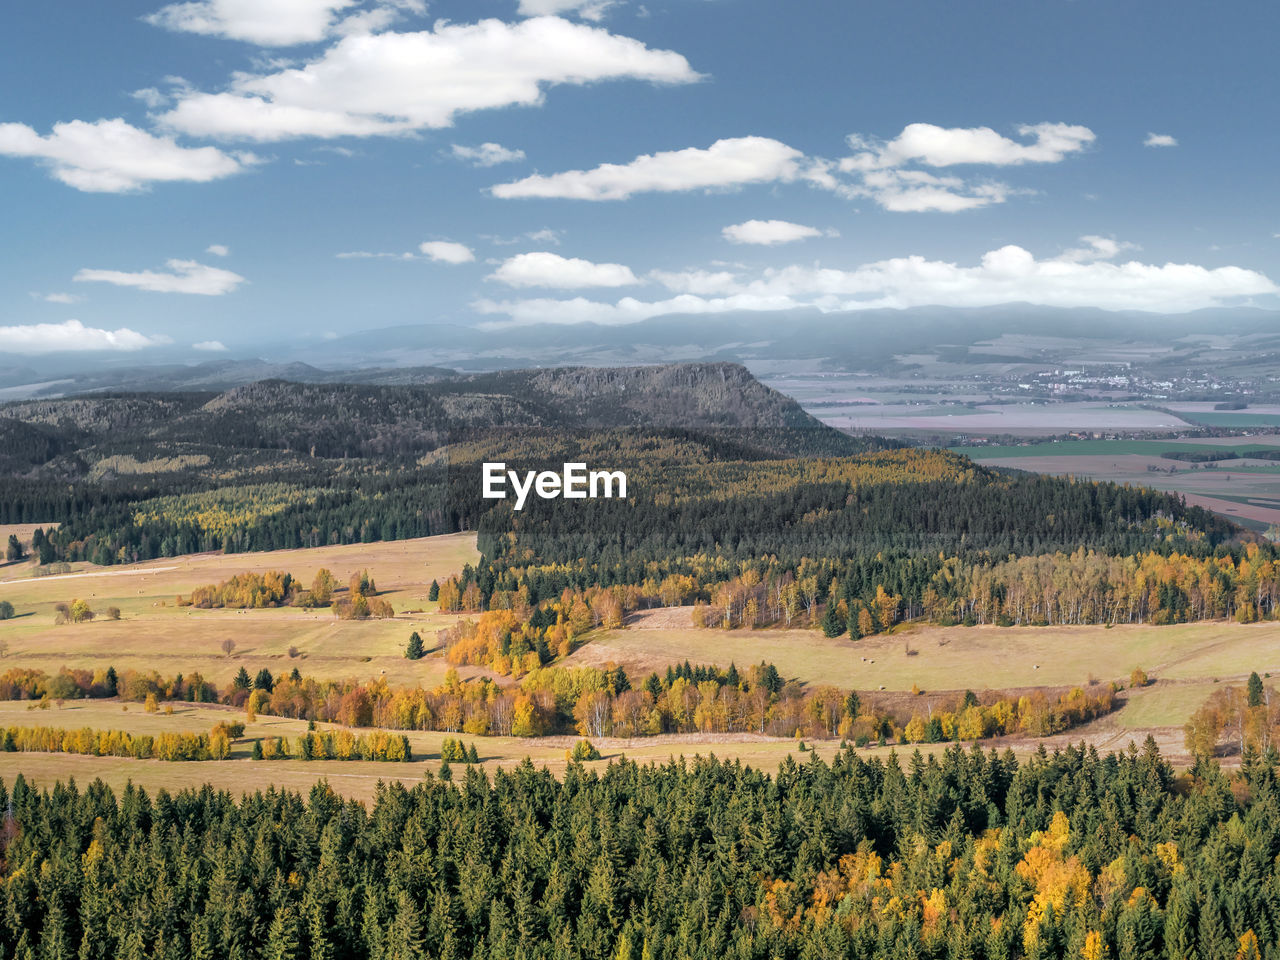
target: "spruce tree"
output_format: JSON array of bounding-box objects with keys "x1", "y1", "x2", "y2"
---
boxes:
[
  {"x1": 405, "y1": 631, "x2": 424, "y2": 660},
  {"x1": 821, "y1": 603, "x2": 846, "y2": 637},
  {"x1": 1247, "y1": 671, "x2": 1264, "y2": 707}
]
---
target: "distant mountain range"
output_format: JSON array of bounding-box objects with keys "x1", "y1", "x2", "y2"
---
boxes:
[{"x1": 4, "y1": 303, "x2": 1279, "y2": 399}]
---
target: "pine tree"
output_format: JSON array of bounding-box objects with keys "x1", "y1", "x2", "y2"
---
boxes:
[
  {"x1": 405, "y1": 632, "x2": 425, "y2": 660},
  {"x1": 428, "y1": 580, "x2": 440, "y2": 602}
]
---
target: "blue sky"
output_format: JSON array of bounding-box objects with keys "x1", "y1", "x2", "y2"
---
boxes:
[{"x1": 2, "y1": 0, "x2": 1278, "y2": 355}]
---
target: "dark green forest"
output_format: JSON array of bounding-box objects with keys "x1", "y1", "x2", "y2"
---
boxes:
[{"x1": 1, "y1": 745, "x2": 1277, "y2": 959}]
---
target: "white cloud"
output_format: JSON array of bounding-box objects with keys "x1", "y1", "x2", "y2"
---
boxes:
[
  {"x1": 832, "y1": 122, "x2": 1093, "y2": 212},
  {"x1": 489, "y1": 252, "x2": 638, "y2": 288},
  {"x1": 450, "y1": 142, "x2": 526, "y2": 167},
  {"x1": 845, "y1": 122, "x2": 1095, "y2": 169},
  {"x1": 144, "y1": 0, "x2": 362, "y2": 46},
  {"x1": 131, "y1": 87, "x2": 170, "y2": 109},
  {"x1": 1055, "y1": 235, "x2": 1139, "y2": 263},
  {"x1": 192, "y1": 339, "x2": 229, "y2": 351},
  {"x1": 0, "y1": 118, "x2": 250, "y2": 193},
  {"x1": 74, "y1": 259, "x2": 246, "y2": 295},
  {"x1": 35, "y1": 292, "x2": 85, "y2": 304},
  {"x1": 336, "y1": 241, "x2": 475, "y2": 262},
  {"x1": 517, "y1": 0, "x2": 618, "y2": 20},
  {"x1": 494, "y1": 125, "x2": 1083, "y2": 211},
  {"x1": 493, "y1": 137, "x2": 808, "y2": 201},
  {"x1": 159, "y1": 18, "x2": 698, "y2": 141},
  {"x1": 722, "y1": 219, "x2": 825, "y2": 245},
  {"x1": 206, "y1": 244, "x2": 230, "y2": 256},
  {"x1": 847, "y1": 168, "x2": 1016, "y2": 213},
  {"x1": 418, "y1": 241, "x2": 475, "y2": 264},
  {"x1": 1145, "y1": 132, "x2": 1178, "y2": 148},
  {"x1": 525, "y1": 228, "x2": 562, "y2": 245},
  {"x1": 0, "y1": 320, "x2": 166, "y2": 354},
  {"x1": 475, "y1": 243, "x2": 1277, "y2": 324}
]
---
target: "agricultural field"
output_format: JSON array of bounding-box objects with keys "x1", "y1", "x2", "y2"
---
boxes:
[
  {"x1": 0, "y1": 532, "x2": 483, "y2": 687},
  {"x1": 572, "y1": 616, "x2": 1280, "y2": 696},
  {"x1": 949, "y1": 436, "x2": 1280, "y2": 531},
  {"x1": 808, "y1": 400, "x2": 1191, "y2": 435}
]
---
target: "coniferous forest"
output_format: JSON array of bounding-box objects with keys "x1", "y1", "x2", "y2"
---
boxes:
[{"x1": 1, "y1": 743, "x2": 1278, "y2": 960}]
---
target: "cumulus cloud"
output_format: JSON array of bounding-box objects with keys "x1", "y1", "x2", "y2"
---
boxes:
[
  {"x1": 489, "y1": 252, "x2": 639, "y2": 288},
  {"x1": 1144, "y1": 132, "x2": 1178, "y2": 147},
  {"x1": 0, "y1": 118, "x2": 250, "y2": 192},
  {"x1": 493, "y1": 137, "x2": 810, "y2": 201},
  {"x1": 450, "y1": 142, "x2": 526, "y2": 167},
  {"x1": 844, "y1": 122, "x2": 1095, "y2": 170},
  {"x1": 143, "y1": 0, "x2": 424, "y2": 46},
  {"x1": 722, "y1": 219, "x2": 826, "y2": 245},
  {"x1": 192, "y1": 339, "x2": 229, "y2": 351},
  {"x1": 475, "y1": 244, "x2": 1277, "y2": 325},
  {"x1": 831, "y1": 122, "x2": 1093, "y2": 212},
  {"x1": 0, "y1": 319, "x2": 166, "y2": 354},
  {"x1": 517, "y1": 0, "x2": 618, "y2": 20},
  {"x1": 418, "y1": 241, "x2": 475, "y2": 264},
  {"x1": 74, "y1": 259, "x2": 246, "y2": 295},
  {"x1": 158, "y1": 18, "x2": 698, "y2": 141},
  {"x1": 206, "y1": 244, "x2": 230, "y2": 256},
  {"x1": 494, "y1": 124, "x2": 1088, "y2": 212}
]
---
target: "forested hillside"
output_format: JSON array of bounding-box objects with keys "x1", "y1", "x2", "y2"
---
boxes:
[
  {"x1": 0, "y1": 363, "x2": 887, "y2": 563},
  {"x1": 0, "y1": 744, "x2": 1276, "y2": 959}
]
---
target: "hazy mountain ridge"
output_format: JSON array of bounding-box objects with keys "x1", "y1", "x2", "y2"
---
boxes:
[{"x1": 0, "y1": 362, "x2": 878, "y2": 473}]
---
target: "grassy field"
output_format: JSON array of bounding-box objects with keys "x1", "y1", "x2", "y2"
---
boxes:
[
  {"x1": 568, "y1": 619, "x2": 1280, "y2": 694},
  {"x1": 0, "y1": 533, "x2": 484, "y2": 687},
  {"x1": 0, "y1": 695, "x2": 909, "y2": 802},
  {"x1": 0, "y1": 530, "x2": 1270, "y2": 793}
]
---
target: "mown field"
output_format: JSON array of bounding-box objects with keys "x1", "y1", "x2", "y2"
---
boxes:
[
  {"x1": 570, "y1": 617, "x2": 1280, "y2": 694},
  {"x1": 0, "y1": 531, "x2": 482, "y2": 687}
]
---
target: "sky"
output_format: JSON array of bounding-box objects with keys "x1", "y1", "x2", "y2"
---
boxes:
[{"x1": 2, "y1": 0, "x2": 1279, "y2": 356}]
